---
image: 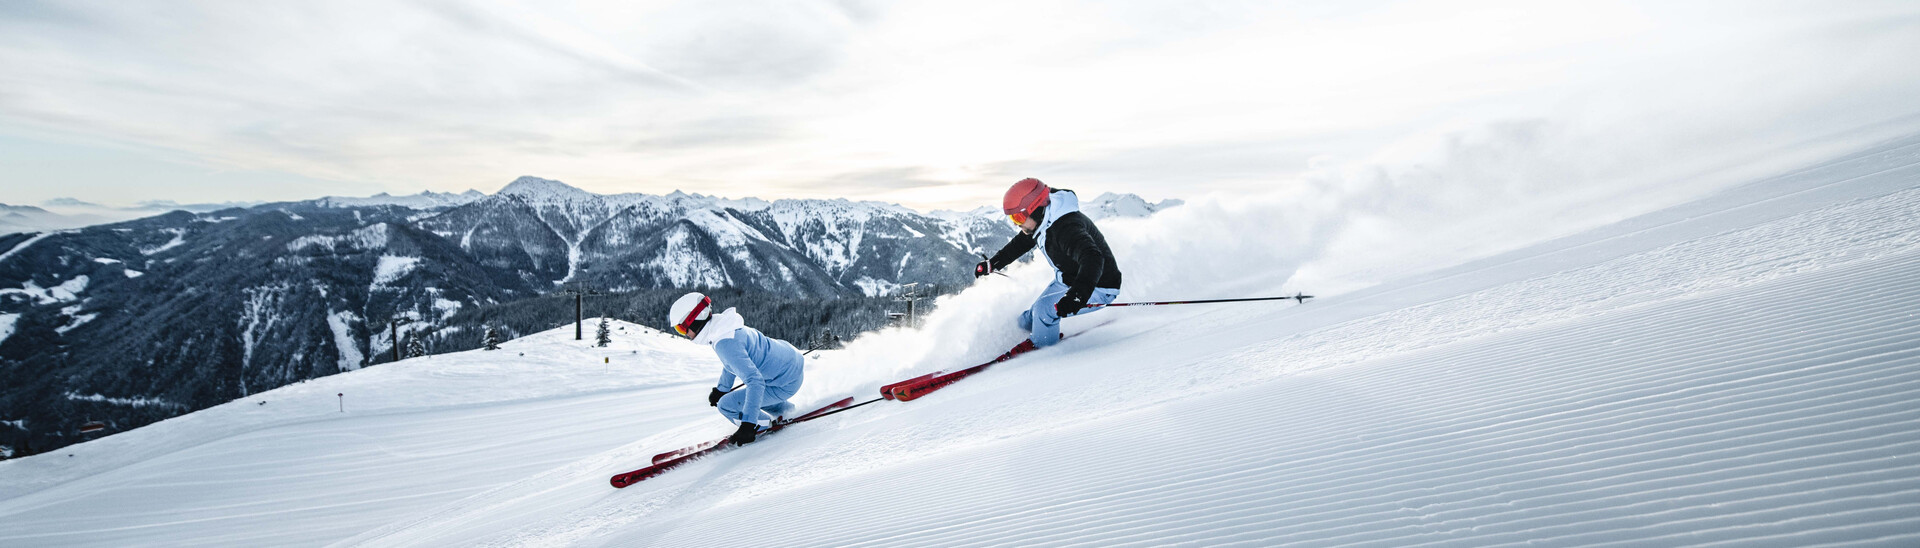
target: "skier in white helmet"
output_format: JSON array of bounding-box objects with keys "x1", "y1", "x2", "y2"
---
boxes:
[{"x1": 668, "y1": 292, "x2": 804, "y2": 446}]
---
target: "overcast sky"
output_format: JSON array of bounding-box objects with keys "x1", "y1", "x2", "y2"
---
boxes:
[{"x1": 2, "y1": 0, "x2": 1918, "y2": 212}]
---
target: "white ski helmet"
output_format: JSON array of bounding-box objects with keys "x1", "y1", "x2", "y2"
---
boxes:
[{"x1": 668, "y1": 292, "x2": 712, "y2": 337}]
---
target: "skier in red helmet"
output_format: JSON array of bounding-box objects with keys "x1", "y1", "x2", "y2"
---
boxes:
[{"x1": 975, "y1": 178, "x2": 1123, "y2": 351}]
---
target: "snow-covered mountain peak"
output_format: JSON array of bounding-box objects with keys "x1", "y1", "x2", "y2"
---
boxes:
[
  {"x1": 1080, "y1": 192, "x2": 1182, "y2": 219},
  {"x1": 712, "y1": 197, "x2": 772, "y2": 211},
  {"x1": 41, "y1": 198, "x2": 99, "y2": 208},
  {"x1": 314, "y1": 190, "x2": 487, "y2": 210},
  {"x1": 0, "y1": 204, "x2": 52, "y2": 214},
  {"x1": 930, "y1": 205, "x2": 1001, "y2": 222},
  {"x1": 498, "y1": 176, "x2": 597, "y2": 202}
]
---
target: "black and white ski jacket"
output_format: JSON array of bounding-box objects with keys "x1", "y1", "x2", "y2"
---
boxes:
[{"x1": 987, "y1": 189, "x2": 1124, "y2": 302}]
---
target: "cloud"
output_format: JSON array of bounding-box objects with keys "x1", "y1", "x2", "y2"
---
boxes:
[
  {"x1": 806, "y1": 166, "x2": 954, "y2": 192},
  {"x1": 623, "y1": 115, "x2": 796, "y2": 152},
  {"x1": 1, "y1": 0, "x2": 1918, "y2": 216},
  {"x1": 42, "y1": 198, "x2": 101, "y2": 208}
]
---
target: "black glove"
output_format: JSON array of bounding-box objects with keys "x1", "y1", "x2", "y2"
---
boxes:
[
  {"x1": 1055, "y1": 291, "x2": 1089, "y2": 317},
  {"x1": 708, "y1": 388, "x2": 726, "y2": 407},
  {"x1": 974, "y1": 260, "x2": 994, "y2": 278},
  {"x1": 729, "y1": 421, "x2": 761, "y2": 445}
]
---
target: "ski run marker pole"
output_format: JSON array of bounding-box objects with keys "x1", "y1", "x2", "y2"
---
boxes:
[{"x1": 1088, "y1": 292, "x2": 1314, "y2": 308}]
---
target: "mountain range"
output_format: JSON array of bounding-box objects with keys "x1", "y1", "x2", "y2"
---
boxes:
[{"x1": 0, "y1": 177, "x2": 1176, "y2": 456}]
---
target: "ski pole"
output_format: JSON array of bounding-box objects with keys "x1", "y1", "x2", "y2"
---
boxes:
[
  {"x1": 977, "y1": 254, "x2": 1010, "y2": 278},
  {"x1": 794, "y1": 397, "x2": 886, "y2": 422},
  {"x1": 1088, "y1": 293, "x2": 1314, "y2": 308}
]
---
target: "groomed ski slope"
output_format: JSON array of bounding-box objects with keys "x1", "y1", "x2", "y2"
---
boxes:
[
  {"x1": 4, "y1": 134, "x2": 1920, "y2": 546},
  {"x1": 0, "y1": 326, "x2": 721, "y2": 546}
]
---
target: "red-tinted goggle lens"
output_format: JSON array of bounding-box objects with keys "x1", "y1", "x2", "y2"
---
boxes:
[{"x1": 674, "y1": 297, "x2": 709, "y2": 337}]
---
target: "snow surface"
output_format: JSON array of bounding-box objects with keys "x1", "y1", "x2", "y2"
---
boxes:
[
  {"x1": 0, "y1": 322, "x2": 713, "y2": 546},
  {"x1": 289, "y1": 223, "x2": 392, "y2": 253},
  {"x1": 138, "y1": 228, "x2": 186, "y2": 255},
  {"x1": 2, "y1": 140, "x2": 1919, "y2": 546},
  {"x1": 326, "y1": 310, "x2": 364, "y2": 372},
  {"x1": 316, "y1": 190, "x2": 485, "y2": 209},
  {"x1": 372, "y1": 255, "x2": 422, "y2": 286},
  {"x1": 1080, "y1": 192, "x2": 1182, "y2": 220},
  {"x1": 53, "y1": 312, "x2": 95, "y2": 335},
  {"x1": 0, "y1": 231, "x2": 59, "y2": 263},
  {"x1": 644, "y1": 226, "x2": 729, "y2": 288},
  {"x1": 0, "y1": 275, "x2": 89, "y2": 305},
  {"x1": 61, "y1": 392, "x2": 182, "y2": 410},
  {"x1": 432, "y1": 297, "x2": 463, "y2": 320},
  {"x1": 853, "y1": 276, "x2": 902, "y2": 297},
  {"x1": 683, "y1": 209, "x2": 768, "y2": 269},
  {"x1": 0, "y1": 313, "x2": 17, "y2": 346}
]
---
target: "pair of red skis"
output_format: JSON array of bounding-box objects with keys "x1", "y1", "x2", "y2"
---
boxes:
[
  {"x1": 609, "y1": 340, "x2": 1045, "y2": 488},
  {"x1": 608, "y1": 395, "x2": 861, "y2": 487}
]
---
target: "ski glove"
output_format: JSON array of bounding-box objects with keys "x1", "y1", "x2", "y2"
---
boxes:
[
  {"x1": 974, "y1": 260, "x2": 994, "y2": 278},
  {"x1": 708, "y1": 387, "x2": 726, "y2": 407},
  {"x1": 1056, "y1": 291, "x2": 1090, "y2": 317},
  {"x1": 729, "y1": 421, "x2": 761, "y2": 445}
]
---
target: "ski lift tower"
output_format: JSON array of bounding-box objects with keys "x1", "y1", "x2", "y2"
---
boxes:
[
  {"x1": 894, "y1": 282, "x2": 925, "y2": 328},
  {"x1": 385, "y1": 318, "x2": 403, "y2": 363},
  {"x1": 561, "y1": 283, "x2": 603, "y2": 341}
]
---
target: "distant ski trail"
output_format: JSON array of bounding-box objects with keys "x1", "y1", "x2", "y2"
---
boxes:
[{"x1": 0, "y1": 231, "x2": 59, "y2": 264}]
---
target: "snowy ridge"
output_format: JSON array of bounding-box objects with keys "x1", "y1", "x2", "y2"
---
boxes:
[
  {"x1": 286, "y1": 223, "x2": 393, "y2": 253},
  {"x1": 421, "y1": 176, "x2": 1015, "y2": 295},
  {"x1": 315, "y1": 190, "x2": 485, "y2": 210},
  {"x1": 61, "y1": 392, "x2": 183, "y2": 410},
  {"x1": 643, "y1": 225, "x2": 731, "y2": 288},
  {"x1": 0, "y1": 313, "x2": 19, "y2": 346},
  {"x1": 0, "y1": 206, "x2": 114, "y2": 236},
  {"x1": 0, "y1": 231, "x2": 61, "y2": 263},
  {"x1": 0, "y1": 275, "x2": 88, "y2": 306},
  {"x1": 1079, "y1": 191, "x2": 1183, "y2": 219}
]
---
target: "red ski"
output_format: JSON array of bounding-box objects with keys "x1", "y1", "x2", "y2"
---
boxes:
[
  {"x1": 612, "y1": 334, "x2": 1086, "y2": 488},
  {"x1": 646, "y1": 396, "x2": 855, "y2": 465},
  {"x1": 883, "y1": 338, "x2": 1049, "y2": 402},
  {"x1": 611, "y1": 397, "x2": 858, "y2": 488}
]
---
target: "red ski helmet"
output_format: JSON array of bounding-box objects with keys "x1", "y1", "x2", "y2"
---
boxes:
[{"x1": 1003, "y1": 178, "x2": 1051, "y2": 226}]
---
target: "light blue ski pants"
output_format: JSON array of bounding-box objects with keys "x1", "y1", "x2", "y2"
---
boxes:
[
  {"x1": 718, "y1": 371, "x2": 801, "y2": 427},
  {"x1": 1018, "y1": 280, "x2": 1121, "y2": 348}
]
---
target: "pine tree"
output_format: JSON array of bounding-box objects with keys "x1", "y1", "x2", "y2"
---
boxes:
[
  {"x1": 595, "y1": 318, "x2": 612, "y2": 347},
  {"x1": 406, "y1": 332, "x2": 427, "y2": 358},
  {"x1": 483, "y1": 325, "x2": 500, "y2": 351}
]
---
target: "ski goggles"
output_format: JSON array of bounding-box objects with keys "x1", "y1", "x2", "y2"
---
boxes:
[
  {"x1": 1007, "y1": 211, "x2": 1032, "y2": 226},
  {"x1": 674, "y1": 297, "x2": 710, "y2": 337}
]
